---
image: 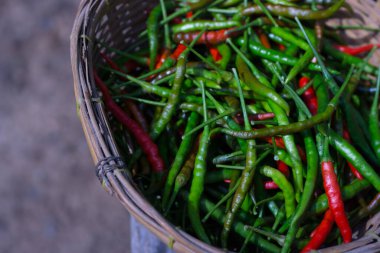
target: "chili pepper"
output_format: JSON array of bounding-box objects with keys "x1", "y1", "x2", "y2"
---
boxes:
[
  {"x1": 242, "y1": 0, "x2": 344, "y2": 20},
  {"x1": 264, "y1": 137, "x2": 306, "y2": 162},
  {"x1": 342, "y1": 102, "x2": 380, "y2": 166},
  {"x1": 323, "y1": 40, "x2": 378, "y2": 75},
  {"x1": 227, "y1": 38, "x2": 273, "y2": 88},
  {"x1": 153, "y1": 48, "x2": 171, "y2": 71},
  {"x1": 369, "y1": 66, "x2": 380, "y2": 160},
  {"x1": 269, "y1": 101, "x2": 304, "y2": 199},
  {"x1": 199, "y1": 83, "x2": 248, "y2": 153},
  {"x1": 208, "y1": 45, "x2": 222, "y2": 62},
  {"x1": 281, "y1": 128, "x2": 318, "y2": 253},
  {"x1": 188, "y1": 81, "x2": 211, "y2": 243},
  {"x1": 277, "y1": 160, "x2": 290, "y2": 177},
  {"x1": 236, "y1": 54, "x2": 290, "y2": 114},
  {"x1": 221, "y1": 69, "x2": 257, "y2": 247},
  {"x1": 285, "y1": 49, "x2": 314, "y2": 85},
  {"x1": 94, "y1": 72, "x2": 164, "y2": 173},
  {"x1": 258, "y1": 30, "x2": 272, "y2": 49},
  {"x1": 220, "y1": 74, "x2": 349, "y2": 139},
  {"x1": 162, "y1": 112, "x2": 200, "y2": 210},
  {"x1": 300, "y1": 210, "x2": 334, "y2": 253},
  {"x1": 100, "y1": 52, "x2": 127, "y2": 81},
  {"x1": 170, "y1": 44, "x2": 188, "y2": 60},
  {"x1": 328, "y1": 130, "x2": 380, "y2": 192},
  {"x1": 311, "y1": 179, "x2": 370, "y2": 214},
  {"x1": 173, "y1": 28, "x2": 240, "y2": 45},
  {"x1": 236, "y1": 38, "x2": 339, "y2": 74},
  {"x1": 272, "y1": 206, "x2": 286, "y2": 232},
  {"x1": 124, "y1": 100, "x2": 148, "y2": 132},
  {"x1": 195, "y1": 194, "x2": 281, "y2": 253},
  {"x1": 215, "y1": 43, "x2": 231, "y2": 70},
  {"x1": 147, "y1": 5, "x2": 162, "y2": 71},
  {"x1": 165, "y1": 145, "x2": 198, "y2": 214},
  {"x1": 298, "y1": 77, "x2": 318, "y2": 115},
  {"x1": 334, "y1": 44, "x2": 380, "y2": 56},
  {"x1": 265, "y1": 181, "x2": 279, "y2": 190},
  {"x1": 321, "y1": 137, "x2": 352, "y2": 243},
  {"x1": 212, "y1": 151, "x2": 244, "y2": 164},
  {"x1": 150, "y1": 47, "x2": 188, "y2": 140},
  {"x1": 172, "y1": 20, "x2": 240, "y2": 33},
  {"x1": 342, "y1": 126, "x2": 363, "y2": 180},
  {"x1": 261, "y1": 165, "x2": 295, "y2": 218},
  {"x1": 270, "y1": 27, "x2": 312, "y2": 51},
  {"x1": 234, "y1": 112, "x2": 275, "y2": 125}
]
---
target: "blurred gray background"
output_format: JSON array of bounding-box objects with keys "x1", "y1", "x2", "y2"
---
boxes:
[{"x1": 0, "y1": 0, "x2": 132, "y2": 252}]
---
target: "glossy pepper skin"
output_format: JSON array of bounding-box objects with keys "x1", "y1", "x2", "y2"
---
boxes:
[
  {"x1": 321, "y1": 160, "x2": 352, "y2": 243},
  {"x1": 301, "y1": 210, "x2": 334, "y2": 253}
]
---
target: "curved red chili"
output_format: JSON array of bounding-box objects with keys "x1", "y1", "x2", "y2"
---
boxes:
[
  {"x1": 321, "y1": 160, "x2": 352, "y2": 243},
  {"x1": 301, "y1": 210, "x2": 334, "y2": 253},
  {"x1": 94, "y1": 72, "x2": 164, "y2": 173},
  {"x1": 299, "y1": 77, "x2": 318, "y2": 115}
]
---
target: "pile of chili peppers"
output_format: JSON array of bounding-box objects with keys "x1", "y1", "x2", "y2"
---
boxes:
[{"x1": 94, "y1": 0, "x2": 380, "y2": 252}]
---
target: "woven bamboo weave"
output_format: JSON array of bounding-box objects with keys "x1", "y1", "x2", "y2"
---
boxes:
[{"x1": 71, "y1": 0, "x2": 380, "y2": 252}]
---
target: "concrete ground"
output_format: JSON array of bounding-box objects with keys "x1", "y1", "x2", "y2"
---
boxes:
[{"x1": 0, "y1": 0, "x2": 132, "y2": 252}]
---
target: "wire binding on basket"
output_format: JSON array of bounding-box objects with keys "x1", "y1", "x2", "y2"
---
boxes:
[{"x1": 96, "y1": 156, "x2": 125, "y2": 194}]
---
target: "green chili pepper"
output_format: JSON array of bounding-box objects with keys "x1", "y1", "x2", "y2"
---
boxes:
[
  {"x1": 260, "y1": 165, "x2": 295, "y2": 218},
  {"x1": 369, "y1": 65, "x2": 380, "y2": 160},
  {"x1": 172, "y1": 20, "x2": 240, "y2": 33},
  {"x1": 147, "y1": 5, "x2": 162, "y2": 71},
  {"x1": 150, "y1": 52, "x2": 187, "y2": 139},
  {"x1": 236, "y1": 54, "x2": 290, "y2": 114},
  {"x1": 197, "y1": 195, "x2": 281, "y2": 253},
  {"x1": 242, "y1": 0, "x2": 344, "y2": 20},
  {"x1": 220, "y1": 74, "x2": 350, "y2": 139},
  {"x1": 281, "y1": 127, "x2": 318, "y2": 253},
  {"x1": 188, "y1": 81, "x2": 211, "y2": 243},
  {"x1": 222, "y1": 68, "x2": 257, "y2": 247},
  {"x1": 328, "y1": 130, "x2": 380, "y2": 192},
  {"x1": 268, "y1": 101, "x2": 304, "y2": 199},
  {"x1": 236, "y1": 38, "x2": 339, "y2": 75},
  {"x1": 162, "y1": 112, "x2": 200, "y2": 210}
]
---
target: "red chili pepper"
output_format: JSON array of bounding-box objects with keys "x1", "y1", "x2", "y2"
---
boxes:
[
  {"x1": 277, "y1": 160, "x2": 290, "y2": 177},
  {"x1": 172, "y1": 17, "x2": 183, "y2": 24},
  {"x1": 263, "y1": 137, "x2": 307, "y2": 162},
  {"x1": 258, "y1": 31, "x2": 271, "y2": 49},
  {"x1": 173, "y1": 28, "x2": 240, "y2": 45},
  {"x1": 234, "y1": 112, "x2": 275, "y2": 124},
  {"x1": 154, "y1": 49, "x2": 171, "y2": 70},
  {"x1": 124, "y1": 100, "x2": 149, "y2": 132},
  {"x1": 208, "y1": 45, "x2": 223, "y2": 62},
  {"x1": 170, "y1": 44, "x2": 187, "y2": 60},
  {"x1": 185, "y1": 11, "x2": 193, "y2": 19},
  {"x1": 94, "y1": 71, "x2": 164, "y2": 173},
  {"x1": 124, "y1": 60, "x2": 139, "y2": 73},
  {"x1": 321, "y1": 160, "x2": 352, "y2": 243},
  {"x1": 342, "y1": 127, "x2": 364, "y2": 180},
  {"x1": 100, "y1": 52, "x2": 128, "y2": 81},
  {"x1": 278, "y1": 44, "x2": 286, "y2": 51},
  {"x1": 334, "y1": 44, "x2": 380, "y2": 56},
  {"x1": 299, "y1": 77, "x2": 318, "y2": 115},
  {"x1": 264, "y1": 161, "x2": 289, "y2": 190},
  {"x1": 301, "y1": 210, "x2": 334, "y2": 253},
  {"x1": 264, "y1": 181, "x2": 279, "y2": 190}
]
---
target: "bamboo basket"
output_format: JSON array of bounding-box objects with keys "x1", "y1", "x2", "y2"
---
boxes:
[{"x1": 70, "y1": 0, "x2": 380, "y2": 252}]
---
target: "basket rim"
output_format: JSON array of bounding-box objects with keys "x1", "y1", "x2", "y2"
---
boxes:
[{"x1": 70, "y1": 0, "x2": 380, "y2": 252}]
